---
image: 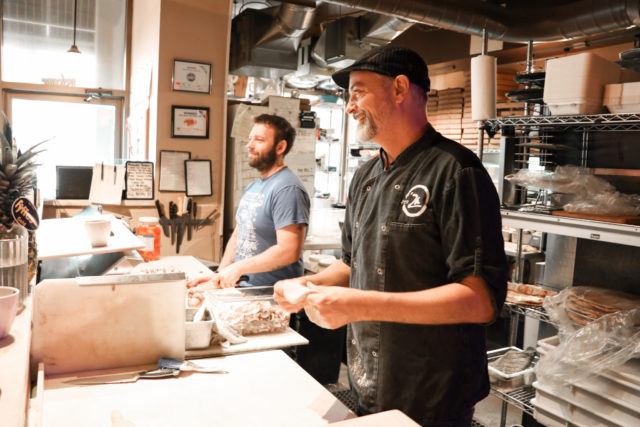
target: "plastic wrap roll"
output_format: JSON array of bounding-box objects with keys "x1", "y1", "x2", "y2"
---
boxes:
[{"x1": 471, "y1": 55, "x2": 497, "y2": 121}]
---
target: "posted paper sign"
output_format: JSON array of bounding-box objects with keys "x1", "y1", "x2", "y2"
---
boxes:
[{"x1": 89, "y1": 164, "x2": 126, "y2": 205}]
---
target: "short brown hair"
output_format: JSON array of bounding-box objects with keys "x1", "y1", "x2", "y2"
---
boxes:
[{"x1": 254, "y1": 114, "x2": 296, "y2": 155}]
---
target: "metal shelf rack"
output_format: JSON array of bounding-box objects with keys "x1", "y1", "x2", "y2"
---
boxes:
[
  {"x1": 490, "y1": 385, "x2": 536, "y2": 417},
  {"x1": 486, "y1": 112, "x2": 640, "y2": 131},
  {"x1": 503, "y1": 302, "x2": 551, "y2": 324},
  {"x1": 489, "y1": 112, "x2": 640, "y2": 427},
  {"x1": 502, "y1": 209, "x2": 640, "y2": 247}
]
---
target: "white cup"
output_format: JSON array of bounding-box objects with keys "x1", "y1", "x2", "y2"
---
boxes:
[
  {"x1": 84, "y1": 217, "x2": 112, "y2": 247},
  {"x1": 0, "y1": 287, "x2": 19, "y2": 339}
]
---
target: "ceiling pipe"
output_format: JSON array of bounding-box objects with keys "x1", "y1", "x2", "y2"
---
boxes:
[{"x1": 323, "y1": 0, "x2": 640, "y2": 42}]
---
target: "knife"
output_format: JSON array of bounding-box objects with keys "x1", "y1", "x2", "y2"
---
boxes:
[
  {"x1": 155, "y1": 200, "x2": 170, "y2": 237},
  {"x1": 186, "y1": 198, "x2": 193, "y2": 241},
  {"x1": 176, "y1": 216, "x2": 185, "y2": 253},
  {"x1": 63, "y1": 368, "x2": 179, "y2": 385},
  {"x1": 158, "y1": 358, "x2": 227, "y2": 373},
  {"x1": 169, "y1": 202, "x2": 177, "y2": 245}
]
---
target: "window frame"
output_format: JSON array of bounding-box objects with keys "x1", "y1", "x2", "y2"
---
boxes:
[{"x1": 3, "y1": 88, "x2": 126, "y2": 160}]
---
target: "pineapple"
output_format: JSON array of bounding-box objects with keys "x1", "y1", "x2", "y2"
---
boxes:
[{"x1": 0, "y1": 113, "x2": 45, "y2": 282}]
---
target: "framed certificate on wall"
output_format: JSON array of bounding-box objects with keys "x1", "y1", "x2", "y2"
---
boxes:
[
  {"x1": 171, "y1": 106, "x2": 210, "y2": 139},
  {"x1": 172, "y1": 59, "x2": 211, "y2": 94}
]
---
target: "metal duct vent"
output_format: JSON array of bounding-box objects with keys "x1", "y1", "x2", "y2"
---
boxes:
[
  {"x1": 312, "y1": 13, "x2": 412, "y2": 69},
  {"x1": 229, "y1": 3, "x2": 315, "y2": 79}
]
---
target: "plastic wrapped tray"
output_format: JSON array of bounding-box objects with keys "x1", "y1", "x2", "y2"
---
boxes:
[{"x1": 206, "y1": 287, "x2": 290, "y2": 336}]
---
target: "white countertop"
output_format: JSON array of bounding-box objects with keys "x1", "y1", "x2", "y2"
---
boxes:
[{"x1": 42, "y1": 350, "x2": 355, "y2": 426}]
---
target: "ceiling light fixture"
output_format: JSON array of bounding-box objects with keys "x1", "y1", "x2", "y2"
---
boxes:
[{"x1": 68, "y1": 0, "x2": 81, "y2": 53}]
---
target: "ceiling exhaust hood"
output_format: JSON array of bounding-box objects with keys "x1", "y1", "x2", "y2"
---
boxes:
[
  {"x1": 229, "y1": 2, "x2": 316, "y2": 79},
  {"x1": 311, "y1": 13, "x2": 413, "y2": 69}
]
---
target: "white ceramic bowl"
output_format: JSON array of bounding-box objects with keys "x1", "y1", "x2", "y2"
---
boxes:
[{"x1": 0, "y1": 287, "x2": 20, "y2": 339}]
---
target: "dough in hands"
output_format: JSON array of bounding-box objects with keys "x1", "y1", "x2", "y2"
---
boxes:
[
  {"x1": 282, "y1": 282, "x2": 330, "y2": 328},
  {"x1": 282, "y1": 281, "x2": 315, "y2": 304},
  {"x1": 304, "y1": 305, "x2": 331, "y2": 329}
]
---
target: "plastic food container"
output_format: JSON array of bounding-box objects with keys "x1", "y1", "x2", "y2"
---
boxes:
[
  {"x1": 207, "y1": 287, "x2": 290, "y2": 335},
  {"x1": 136, "y1": 217, "x2": 161, "y2": 261},
  {"x1": 604, "y1": 81, "x2": 640, "y2": 113},
  {"x1": 543, "y1": 52, "x2": 620, "y2": 115}
]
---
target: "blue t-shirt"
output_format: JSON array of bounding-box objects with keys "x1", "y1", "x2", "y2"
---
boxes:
[{"x1": 234, "y1": 167, "x2": 310, "y2": 286}]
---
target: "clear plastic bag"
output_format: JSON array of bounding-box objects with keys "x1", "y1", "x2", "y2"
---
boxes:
[
  {"x1": 535, "y1": 308, "x2": 640, "y2": 386},
  {"x1": 543, "y1": 286, "x2": 640, "y2": 337},
  {"x1": 504, "y1": 165, "x2": 640, "y2": 215},
  {"x1": 206, "y1": 288, "x2": 290, "y2": 336}
]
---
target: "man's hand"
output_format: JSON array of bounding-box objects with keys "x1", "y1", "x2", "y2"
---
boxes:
[
  {"x1": 275, "y1": 279, "x2": 362, "y2": 329},
  {"x1": 274, "y1": 277, "x2": 311, "y2": 312},
  {"x1": 303, "y1": 283, "x2": 358, "y2": 329},
  {"x1": 216, "y1": 264, "x2": 244, "y2": 288},
  {"x1": 186, "y1": 273, "x2": 220, "y2": 289}
]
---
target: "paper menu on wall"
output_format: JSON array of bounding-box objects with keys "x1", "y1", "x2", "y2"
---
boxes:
[
  {"x1": 89, "y1": 164, "x2": 126, "y2": 205},
  {"x1": 230, "y1": 104, "x2": 269, "y2": 140},
  {"x1": 268, "y1": 96, "x2": 301, "y2": 127},
  {"x1": 294, "y1": 128, "x2": 316, "y2": 153}
]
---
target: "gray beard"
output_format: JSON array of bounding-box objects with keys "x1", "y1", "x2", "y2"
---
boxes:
[{"x1": 354, "y1": 112, "x2": 377, "y2": 142}]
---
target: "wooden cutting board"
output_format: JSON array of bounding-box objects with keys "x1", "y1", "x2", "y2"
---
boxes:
[
  {"x1": 551, "y1": 210, "x2": 640, "y2": 224},
  {"x1": 31, "y1": 275, "x2": 185, "y2": 375}
]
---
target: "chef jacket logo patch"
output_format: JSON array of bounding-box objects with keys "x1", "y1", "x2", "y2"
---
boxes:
[{"x1": 401, "y1": 185, "x2": 429, "y2": 217}]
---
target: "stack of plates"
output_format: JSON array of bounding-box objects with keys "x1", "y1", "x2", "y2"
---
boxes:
[{"x1": 514, "y1": 71, "x2": 546, "y2": 88}]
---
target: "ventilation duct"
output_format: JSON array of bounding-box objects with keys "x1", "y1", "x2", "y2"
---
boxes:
[
  {"x1": 359, "y1": 13, "x2": 414, "y2": 45},
  {"x1": 324, "y1": 0, "x2": 640, "y2": 42},
  {"x1": 229, "y1": 2, "x2": 316, "y2": 79},
  {"x1": 312, "y1": 13, "x2": 413, "y2": 69}
]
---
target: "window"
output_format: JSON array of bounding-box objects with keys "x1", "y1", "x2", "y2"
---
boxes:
[
  {"x1": 1, "y1": 0, "x2": 129, "y2": 200},
  {"x1": 6, "y1": 93, "x2": 123, "y2": 200},
  {"x1": 2, "y1": 0, "x2": 127, "y2": 89}
]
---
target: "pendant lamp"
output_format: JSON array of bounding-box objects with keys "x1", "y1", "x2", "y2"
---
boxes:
[{"x1": 67, "y1": 0, "x2": 81, "y2": 53}]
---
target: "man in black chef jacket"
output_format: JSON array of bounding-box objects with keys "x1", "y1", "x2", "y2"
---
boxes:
[{"x1": 274, "y1": 45, "x2": 508, "y2": 426}]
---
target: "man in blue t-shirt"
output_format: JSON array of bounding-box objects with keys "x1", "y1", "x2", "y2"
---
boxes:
[{"x1": 188, "y1": 114, "x2": 310, "y2": 288}]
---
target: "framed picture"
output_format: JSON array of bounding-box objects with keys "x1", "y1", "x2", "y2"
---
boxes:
[
  {"x1": 171, "y1": 106, "x2": 210, "y2": 139},
  {"x1": 159, "y1": 150, "x2": 191, "y2": 192},
  {"x1": 185, "y1": 159, "x2": 212, "y2": 197},
  {"x1": 172, "y1": 59, "x2": 211, "y2": 94},
  {"x1": 125, "y1": 161, "x2": 154, "y2": 200}
]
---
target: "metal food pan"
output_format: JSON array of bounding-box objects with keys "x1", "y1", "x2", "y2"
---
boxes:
[{"x1": 488, "y1": 346, "x2": 538, "y2": 388}]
